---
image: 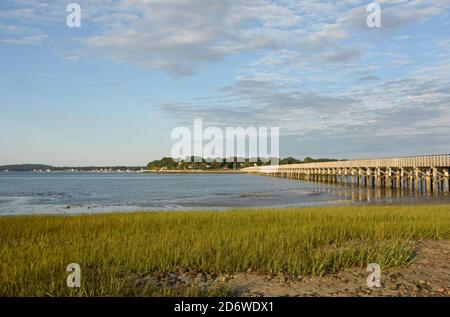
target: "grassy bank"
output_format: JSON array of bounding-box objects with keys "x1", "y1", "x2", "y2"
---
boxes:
[{"x1": 1, "y1": 205, "x2": 450, "y2": 296}]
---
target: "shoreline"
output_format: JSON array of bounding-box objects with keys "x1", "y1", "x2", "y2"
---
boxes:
[
  {"x1": 144, "y1": 169, "x2": 245, "y2": 174},
  {"x1": 0, "y1": 170, "x2": 246, "y2": 174},
  {"x1": 3, "y1": 198, "x2": 450, "y2": 217}
]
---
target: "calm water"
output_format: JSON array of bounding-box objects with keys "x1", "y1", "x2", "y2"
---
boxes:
[{"x1": 0, "y1": 172, "x2": 449, "y2": 215}]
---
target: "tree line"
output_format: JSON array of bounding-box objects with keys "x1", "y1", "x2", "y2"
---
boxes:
[{"x1": 146, "y1": 156, "x2": 343, "y2": 171}]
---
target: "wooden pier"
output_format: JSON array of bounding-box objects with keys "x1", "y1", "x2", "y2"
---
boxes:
[{"x1": 242, "y1": 154, "x2": 450, "y2": 193}]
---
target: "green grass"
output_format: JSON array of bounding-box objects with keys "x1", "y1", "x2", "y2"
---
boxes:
[{"x1": 1, "y1": 205, "x2": 450, "y2": 296}]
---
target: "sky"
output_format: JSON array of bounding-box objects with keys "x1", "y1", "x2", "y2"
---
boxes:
[{"x1": 0, "y1": 0, "x2": 449, "y2": 166}]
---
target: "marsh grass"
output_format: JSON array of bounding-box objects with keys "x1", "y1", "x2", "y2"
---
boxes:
[{"x1": 1, "y1": 205, "x2": 450, "y2": 296}]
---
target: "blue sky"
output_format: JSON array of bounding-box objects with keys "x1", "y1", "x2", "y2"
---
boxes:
[{"x1": 0, "y1": 0, "x2": 449, "y2": 166}]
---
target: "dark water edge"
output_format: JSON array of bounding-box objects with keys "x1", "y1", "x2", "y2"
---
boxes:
[{"x1": 0, "y1": 172, "x2": 449, "y2": 216}]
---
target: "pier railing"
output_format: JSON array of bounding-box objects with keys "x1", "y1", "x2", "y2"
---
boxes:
[{"x1": 241, "y1": 154, "x2": 450, "y2": 193}]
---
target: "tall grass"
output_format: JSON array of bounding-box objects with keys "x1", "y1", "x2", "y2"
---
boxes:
[{"x1": 1, "y1": 205, "x2": 450, "y2": 296}]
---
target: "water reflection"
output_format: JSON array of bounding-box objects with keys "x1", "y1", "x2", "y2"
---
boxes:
[{"x1": 300, "y1": 181, "x2": 450, "y2": 205}]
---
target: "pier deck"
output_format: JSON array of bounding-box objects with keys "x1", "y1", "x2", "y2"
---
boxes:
[{"x1": 242, "y1": 154, "x2": 450, "y2": 193}]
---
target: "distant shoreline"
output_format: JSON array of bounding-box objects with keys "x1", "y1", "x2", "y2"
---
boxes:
[
  {"x1": 0, "y1": 169, "x2": 245, "y2": 174},
  {"x1": 144, "y1": 169, "x2": 244, "y2": 174}
]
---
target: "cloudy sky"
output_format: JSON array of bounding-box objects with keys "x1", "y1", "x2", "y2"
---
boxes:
[{"x1": 0, "y1": 0, "x2": 449, "y2": 166}]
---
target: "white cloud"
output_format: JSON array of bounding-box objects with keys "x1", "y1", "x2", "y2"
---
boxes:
[
  {"x1": 0, "y1": 34, "x2": 47, "y2": 45},
  {"x1": 0, "y1": 21, "x2": 47, "y2": 45}
]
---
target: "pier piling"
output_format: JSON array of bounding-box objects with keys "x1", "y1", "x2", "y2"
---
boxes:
[{"x1": 243, "y1": 154, "x2": 450, "y2": 194}]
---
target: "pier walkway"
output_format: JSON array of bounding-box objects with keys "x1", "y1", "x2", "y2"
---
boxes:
[{"x1": 242, "y1": 154, "x2": 450, "y2": 193}]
